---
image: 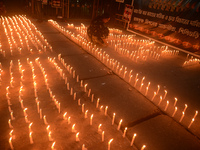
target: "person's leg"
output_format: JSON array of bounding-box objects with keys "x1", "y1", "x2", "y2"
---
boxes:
[{"x1": 36, "y1": 1, "x2": 42, "y2": 21}]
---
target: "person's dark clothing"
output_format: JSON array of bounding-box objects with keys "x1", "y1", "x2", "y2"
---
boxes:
[{"x1": 87, "y1": 16, "x2": 109, "y2": 44}]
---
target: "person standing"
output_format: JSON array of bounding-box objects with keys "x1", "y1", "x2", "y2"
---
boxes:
[
  {"x1": 35, "y1": 0, "x2": 43, "y2": 22},
  {"x1": 87, "y1": 13, "x2": 110, "y2": 46}
]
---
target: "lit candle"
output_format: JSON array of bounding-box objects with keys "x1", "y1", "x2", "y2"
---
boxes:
[
  {"x1": 46, "y1": 125, "x2": 50, "y2": 132},
  {"x1": 145, "y1": 87, "x2": 149, "y2": 96},
  {"x1": 134, "y1": 79, "x2": 138, "y2": 87},
  {"x1": 8, "y1": 119, "x2": 13, "y2": 128},
  {"x1": 6, "y1": 86, "x2": 10, "y2": 94},
  {"x1": 51, "y1": 141, "x2": 56, "y2": 150},
  {"x1": 188, "y1": 118, "x2": 195, "y2": 128},
  {"x1": 9, "y1": 137, "x2": 14, "y2": 150},
  {"x1": 135, "y1": 73, "x2": 138, "y2": 82},
  {"x1": 183, "y1": 104, "x2": 187, "y2": 112},
  {"x1": 152, "y1": 92, "x2": 156, "y2": 101},
  {"x1": 108, "y1": 138, "x2": 113, "y2": 150},
  {"x1": 158, "y1": 96, "x2": 163, "y2": 106},
  {"x1": 117, "y1": 119, "x2": 122, "y2": 130},
  {"x1": 84, "y1": 84, "x2": 88, "y2": 92},
  {"x1": 43, "y1": 115, "x2": 48, "y2": 124},
  {"x1": 98, "y1": 124, "x2": 102, "y2": 132},
  {"x1": 9, "y1": 130, "x2": 14, "y2": 139},
  {"x1": 174, "y1": 97, "x2": 178, "y2": 106},
  {"x1": 141, "y1": 145, "x2": 146, "y2": 150},
  {"x1": 10, "y1": 111, "x2": 15, "y2": 120},
  {"x1": 85, "y1": 110, "x2": 88, "y2": 118},
  {"x1": 63, "y1": 112, "x2": 67, "y2": 120},
  {"x1": 163, "y1": 90, "x2": 167, "y2": 100},
  {"x1": 90, "y1": 114, "x2": 93, "y2": 125},
  {"x1": 139, "y1": 83, "x2": 143, "y2": 91},
  {"x1": 100, "y1": 105, "x2": 104, "y2": 111},
  {"x1": 29, "y1": 132, "x2": 34, "y2": 144},
  {"x1": 102, "y1": 131, "x2": 105, "y2": 142},
  {"x1": 156, "y1": 85, "x2": 160, "y2": 94},
  {"x1": 76, "y1": 132, "x2": 80, "y2": 141},
  {"x1": 129, "y1": 75, "x2": 132, "y2": 82},
  {"x1": 72, "y1": 124, "x2": 77, "y2": 132},
  {"x1": 141, "y1": 76, "x2": 145, "y2": 85},
  {"x1": 193, "y1": 111, "x2": 198, "y2": 119},
  {"x1": 112, "y1": 113, "x2": 115, "y2": 125},
  {"x1": 123, "y1": 127, "x2": 127, "y2": 138},
  {"x1": 105, "y1": 106, "x2": 108, "y2": 116},
  {"x1": 130, "y1": 133, "x2": 137, "y2": 146},
  {"x1": 164, "y1": 101, "x2": 169, "y2": 111},
  {"x1": 179, "y1": 111, "x2": 185, "y2": 122},
  {"x1": 96, "y1": 98, "x2": 100, "y2": 108},
  {"x1": 29, "y1": 122, "x2": 33, "y2": 132}
]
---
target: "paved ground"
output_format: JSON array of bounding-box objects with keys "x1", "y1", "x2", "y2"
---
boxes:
[{"x1": 0, "y1": 15, "x2": 200, "y2": 150}]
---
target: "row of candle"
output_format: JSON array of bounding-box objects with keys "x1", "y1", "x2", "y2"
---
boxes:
[
  {"x1": 7, "y1": 59, "x2": 35, "y2": 149},
  {"x1": 45, "y1": 56, "x2": 124, "y2": 149},
  {"x1": 39, "y1": 55, "x2": 140, "y2": 149},
  {"x1": 33, "y1": 58, "x2": 67, "y2": 149},
  {"x1": 70, "y1": 23, "x2": 200, "y2": 129},
  {"x1": 161, "y1": 49, "x2": 179, "y2": 56},
  {"x1": 1, "y1": 15, "x2": 52, "y2": 57},
  {"x1": 183, "y1": 57, "x2": 200, "y2": 67},
  {"x1": 49, "y1": 20, "x2": 199, "y2": 134},
  {"x1": 1, "y1": 18, "x2": 56, "y2": 148},
  {"x1": 52, "y1": 54, "x2": 147, "y2": 149},
  {"x1": 20, "y1": 15, "x2": 52, "y2": 52},
  {"x1": 7, "y1": 57, "x2": 64, "y2": 149},
  {"x1": 114, "y1": 45, "x2": 160, "y2": 62},
  {"x1": 110, "y1": 39, "x2": 154, "y2": 49},
  {"x1": 47, "y1": 57, "x2": 120, "y2": 150},
  {"x1": 113, "y1": 43, "x2": 180, "y2": 63}
]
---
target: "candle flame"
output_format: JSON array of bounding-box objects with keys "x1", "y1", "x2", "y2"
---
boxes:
[
  {"x1": 109, "y1": 138, "x2": 113, "y2": 144},
  {"x1": 51, "y1": 142, "x2": 56, "y2": 149},
  {"x1": 76, "y1": 132, "x2": 79, "y2": 137}
]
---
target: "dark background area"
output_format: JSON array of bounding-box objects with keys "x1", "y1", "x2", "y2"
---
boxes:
[{"x1": 0, "y1": 0, "x2": 133, "y2": 19}]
